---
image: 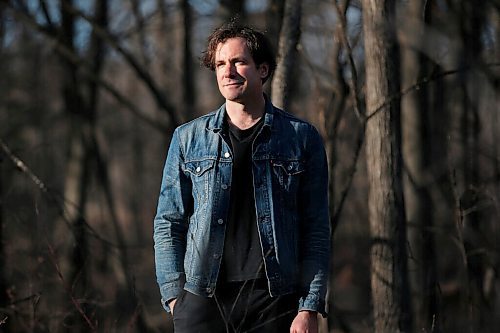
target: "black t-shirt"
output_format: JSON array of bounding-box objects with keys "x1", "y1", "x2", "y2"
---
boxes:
[{"x1": 220, "y1": 116, "x2": 265, "y2": 282}]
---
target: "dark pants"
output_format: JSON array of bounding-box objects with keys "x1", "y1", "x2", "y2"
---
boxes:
[{"x1": 172, "y1": 279, "x2": 298, "y2": 333}]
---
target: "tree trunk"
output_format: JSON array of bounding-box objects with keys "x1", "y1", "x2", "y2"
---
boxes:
[
  {"x1": 265, "y1": 0, "x2": 285, "y2": 51},
  {"x1": 0, "y1": 7, "x2": 8, "y2": 327},
  {"x1": 0, "y1": 154, "x2": 9, "y2": 330},
  {"x1": 362, "y1": 0, "x2": 411, "y2": 332},
  {"x1": 59, "y1": 1, "x2": 92, "y2": 330},
  {"x1": 457, "y1": 1, "x2": 488, "y2": 330},
  {"x1": 271, "y1": 0, "x2": 301, "y2": 111},
  {"x1": 400, "y1": 0, "x2": 438, "y2": 331},
  {"x1": 181, "y1": 0, "x2": 195, "y2": 120},
  {"x1": 325, "y1": 18, "x2": 349, "y2": 333},
  {"x1": 130, "y1": 0, "x2": 151, "y2": 66},
  {"x1": 264, "y1": 0, "x2": 285, "y2": 97},
  {"x1": 60, "y1": 0, "x2": 88, "y2": 284}
]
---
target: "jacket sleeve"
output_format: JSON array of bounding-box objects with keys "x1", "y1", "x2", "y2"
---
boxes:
[
  {"x1": 297, "y1": 125, "x2": 331, "y2": 317},
  {"x1": 153, "y1": 128, "x2": 192, "y2": 312}
]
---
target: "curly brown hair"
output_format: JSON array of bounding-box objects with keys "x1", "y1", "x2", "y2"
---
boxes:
[{"x1": 201, "y1": 22, "x2": 277, "y2": 83}]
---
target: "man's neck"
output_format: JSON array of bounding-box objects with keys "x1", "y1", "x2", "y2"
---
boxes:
[{"x1": 225, "y1": 95, "x2": 265, "y2": 130}]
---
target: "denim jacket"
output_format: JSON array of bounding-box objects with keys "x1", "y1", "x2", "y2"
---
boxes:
[{"x1": 154, "y1": 98, "x2": 330, "y2": 316}]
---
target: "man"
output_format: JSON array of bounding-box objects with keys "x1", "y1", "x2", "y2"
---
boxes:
[{"x1": 154, "y1": 22, "x2": 330, "y2": 333}]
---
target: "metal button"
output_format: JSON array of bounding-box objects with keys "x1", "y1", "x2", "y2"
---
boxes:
[
  {"x1": 224, "y1": 152, "x2": 230, "y2": 158},
  {"x1": 221, "y1": 184, "x2": 228, "y2": 190},
  {"x1": 217, "y1": 218, "x2": 224, "y2": 225},
  {"x1": 195, "y1": 166, "x2": 201, "y2": 172},
  {"x1": 288, "y1": 164, "x2": 293, "y2": 170},
  {"x1": 213, "y1": 253, "x2": 220, "y2": 259}
]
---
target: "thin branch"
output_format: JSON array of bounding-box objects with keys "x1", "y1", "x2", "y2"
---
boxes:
[
  {"x1": 129, "y1": 0, "x2": 151, "y2": 66},
  {"x1": 333, "y1": 0, "x2": 364, "y2": 121},
  {"x1": 2, "y1": 130, "x2": 94, "y2": 328},
  {"x1": 0, "y1": 139, "x2": 50, "y2": 195},
  {"x1": 4, "y1": 3, "x2": 170, "y2": 133},
  {"x1": 331, "y1": 121, "x2": 366, "y2": 235},
  {"x1": 46, "y1": 242, "x2": 97, "y2": 331},
  {"x1": 366, "y1": 63, "x2": 500, "y2": 121},
  {"x1": 60, "y1": 1, "x2": 181, "y2": 127},
  {"x1": 38, "y1": 0, "x2": 54, "y2": 29},
  {"x1": 0, "y1": 138, "x2": 124, "y2": 249},
  {"x1": 2, "y1": 293, "x2": 40, "y2": 307}
]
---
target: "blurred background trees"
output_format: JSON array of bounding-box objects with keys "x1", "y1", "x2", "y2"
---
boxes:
[{"x1": 0, "y1": 0, "x2": 498, "y2": 332}]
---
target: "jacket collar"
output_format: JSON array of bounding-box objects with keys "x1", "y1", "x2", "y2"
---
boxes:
[{"x1": 207, "y1": 94, "x2": 275, "y2": 132}]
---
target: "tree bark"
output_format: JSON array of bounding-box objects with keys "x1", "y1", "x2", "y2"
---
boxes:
[
  {"x1": 265, "y1": 0, "x2": 285, "y2": 49},
  {"x1": 400, "y1": 0, "x2": 438, "y2": 331},
  {"x1": 60, "y1": 0, "x2": 91, "y2": 330},
  {"x1": 271, "y1": 0, "x2": 301, "y2": 111},
  {"x1": 181, "y1": 0, "x2": 195, "y2": 120},
  {"x1": 362, "y1": 0, "x2": 411, "y2": 331},
  {"x1": 0, "y1": 153, "x2": 9, "y2": 330},
  {"x1": 0, "y1": 7, "x2": 8, "y2": 326},
  {"x1": 457, "y1": 2, "x2": 489, "y2": 330}
]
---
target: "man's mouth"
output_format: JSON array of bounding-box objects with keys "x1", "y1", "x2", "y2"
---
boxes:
[{"x1": 224, "y1": 82, "x2": 243, "y2": 87}]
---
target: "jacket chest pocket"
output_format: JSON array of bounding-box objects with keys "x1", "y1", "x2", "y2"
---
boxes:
[
  {"x1": 183, "y1": 159, "x2": 215, "y2": 203},
  {"x1": 271, "y1": 160, "x2": 305, "y2": 196}
]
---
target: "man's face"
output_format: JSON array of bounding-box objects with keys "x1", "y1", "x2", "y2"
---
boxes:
[{"x1": 215, "y1": 37, "x2": 268, "y2": 104}]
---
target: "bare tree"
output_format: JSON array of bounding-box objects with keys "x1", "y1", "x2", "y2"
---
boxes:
[
  {"x1": 400, "y1": 0, "x2": 438, "y2": 331},
  {"x1": 58, "y1": 0, "x2": 93, "y2": 330},
  {"x1": 265, "y1": 0, "x2": 285, "y2": 48},
  {"x1": 181, "y1": 0, "x2": 195, "y2": 120},
  {"x1": 363, "y1": 0, "x2": 411, "y2": 331},
  {"x1": 271, "y1": 0, "x2": 301, "y2": 110},
  {"x1": 0, "y1": 6, "x2": 8, "y2": 326},
  {"x1": 455, "y1": 0, "x2": 492, "y2": 330},
  {"x1": 0, "y1": 153, "x2": 8, "y2": 330}
]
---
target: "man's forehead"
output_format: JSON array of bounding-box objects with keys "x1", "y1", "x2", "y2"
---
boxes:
[{"x1": 215, "y1": 37, "x2": 250, "y2": 59}]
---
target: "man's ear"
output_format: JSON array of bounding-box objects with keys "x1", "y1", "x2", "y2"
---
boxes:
[{"x1": 259, "y1": 63, "x2": 269, "y2": 79}]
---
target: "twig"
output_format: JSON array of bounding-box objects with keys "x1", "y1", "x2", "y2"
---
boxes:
[
  {"x1": 331, "y1": 122, "x2": 366, "y2": 235},
  {"x1": 333, "y1": 0, "x2": 364, "y2": 122},
  {"x1": 3, "y1": 3, "x2": 170, "y2": 133},
  {"x1": 46, "y1": 243, "x2": 97, "y2": 331},
  {"x1": 59, "y1": 1, "x2": 181, "y2": 127},
  {"x1": 0, "y1": 138, "x2": 123, "y2": 249},
  {"x1": 0, "y1": 139, "x2": 49, "y2": 195},
  {"x1": 4, "y1": 293, "x2": 41, "y2": 306},
  {"x1": 366, "y1": 63, "x2": 500, "y2": 121}
]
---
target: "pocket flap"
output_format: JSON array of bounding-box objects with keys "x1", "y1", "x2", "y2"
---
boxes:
[
  {"x1": 271, "y1": 160, "x2": 305, "y2": 175},
  {"x1": 184, "y1": 159, "x2": 215, "y2": 176}
]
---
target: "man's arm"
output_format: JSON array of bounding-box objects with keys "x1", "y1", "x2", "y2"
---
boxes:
[
  {"x1": 153, "y1": 128, "x2": 192, "y2": 312},
  {"x1": 296, "y1": 125, "x2": 331, "y2": 317}
]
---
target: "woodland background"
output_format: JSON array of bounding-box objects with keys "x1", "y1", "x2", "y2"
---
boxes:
[{"x1": 0, "y1": 0, "x2": 499, "y2": 332}]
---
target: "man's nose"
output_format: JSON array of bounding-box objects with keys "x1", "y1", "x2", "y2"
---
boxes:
[{"x1": 222, "y1": 63, "x2": 235, "y2": 78}]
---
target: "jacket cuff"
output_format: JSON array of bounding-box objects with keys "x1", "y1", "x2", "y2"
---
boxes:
[
  {"x1": 298, "y1": 294, "x2": 327, "y2": 318},
  {"x1": 159, "y1": 277, "x2": 185, "y2": 312}
]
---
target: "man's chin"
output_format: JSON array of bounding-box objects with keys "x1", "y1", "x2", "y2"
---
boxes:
[{"x1": 222, "y1": 94, "x2": 244, "y2": 103}]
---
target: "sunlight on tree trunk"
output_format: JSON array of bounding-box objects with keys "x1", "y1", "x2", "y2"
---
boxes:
[
  {"x1": 271, "y1": 0, "x2": 301, "y2": 111},
  {"x1": 363, "y1": 0, "x2": 411, "y2": 331}
]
